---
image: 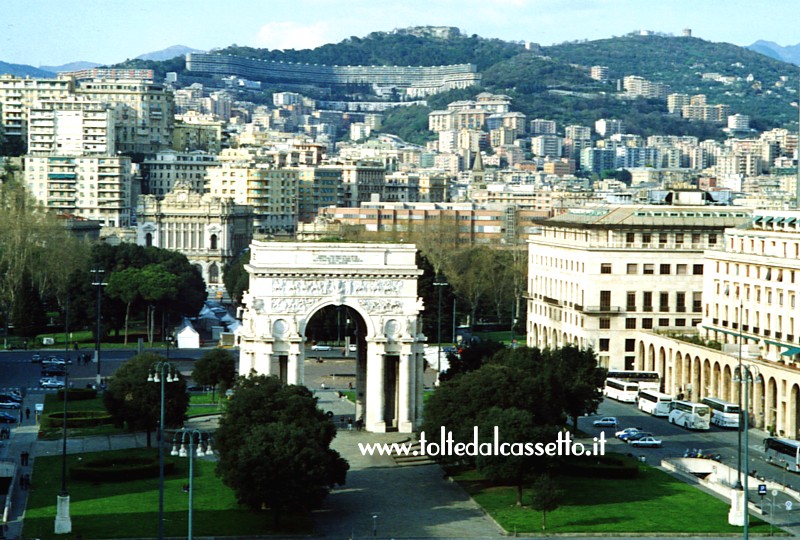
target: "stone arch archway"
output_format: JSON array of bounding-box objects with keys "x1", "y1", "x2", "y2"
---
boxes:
[{"x1": 237, "y1": 242, "x2": 425, "y2": 433}]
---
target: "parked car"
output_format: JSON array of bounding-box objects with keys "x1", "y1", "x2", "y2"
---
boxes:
[
  {"x1": 311, "y1": 344, "x2": 332, "y2": 351},
  {"x1": 31, "y1": 353, "x2": 42, "y2": 363},
  {"x1": 618, "y1": 429, "x2": 649, "y2": 442},
  {"x1": 0, "y1": 392, "x2": 22, "y2": 403},
  {"x1": 349, "y1": 344, "x2": 357, "y2": 352},
  {"x1": 629, "y1": 436, "x2": 662, "y2": 448},
  {"x1": 615, "y1": 427, "x2": 644, "y2": 439},
  {"x1": 0, "y1": 412, "x2": 18, "y2": 424},
  {"x1": 625, "y1": 431, "x2": 655, "y2": 443},
  {"x1": 40, "y1": 377, "x2": 65, "y2": 389},
  {"x1": 41, "y1": 365, "x2": 66, "y2": 376},
  {"x1": 592, "y1": 416, "x2": 618, "y2": 427},
  {"x1": 0, "y1": 398, "x2": 21, "y2": 410},
  {"x1": 42, "y1": 355, "x2": 69, "y2": 366}
]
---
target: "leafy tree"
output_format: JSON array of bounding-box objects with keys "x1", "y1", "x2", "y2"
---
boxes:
[
  {"x1": 554, "y1": 346, "x2": 607, "y2": 430},
  {"x1": 192, "y1": 348, "x2": 237, "y2": 402},
  {"x1": 106, "y1": 267, "x2": 144, "y2": 344},
  {"x1": 439, "y1": 340, "x2": 504, "y2": 382},
  {"x1": 138, "y1": 264, "x2": 181, "y2": 343},
  {"x1": 222, "y1": 249, "x2": 250, "y2": 305},
  {"x1": 10, "y1": 271, "x2": 47, "y2": 337},
  {"x1": 103, "y1": 352, "x2": 189, "y2": 447},
  {"x1": 530, "y1": 473, "x2": 563, "y2": 531},
  {"x1": 446, "y1": 246, "x2": 496, "y2": 331},
  {"x1": 214, "y1": 374, "x2": 348, "y2": 524}
]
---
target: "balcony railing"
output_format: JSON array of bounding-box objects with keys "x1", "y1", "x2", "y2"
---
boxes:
[{"x1": 582, "y1": 305, "x2": 623, "y2": 314}]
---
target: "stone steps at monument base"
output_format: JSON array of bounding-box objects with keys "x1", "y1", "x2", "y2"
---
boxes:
[{"x1": 391, "y1": 440, "x2": 436, "y2": 466}]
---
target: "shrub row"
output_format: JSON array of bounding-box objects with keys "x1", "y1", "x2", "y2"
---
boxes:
[
  {"x1": 41, "y1": 410, "x2": 113, "y2": 429},
  {"x1": 56, "y1": 388, "x2": 97, "y2": 401},
  {"x1": 559, "y1": 453, "x2": 640, "y2": 479},
  {"x1": 71, "y1": 455, "x2": 176, "y2": 482}
]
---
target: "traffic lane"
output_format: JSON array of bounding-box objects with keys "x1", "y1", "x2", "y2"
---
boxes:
[{"x1": 583, "y1": 399, "x2": 740, "y2": 464}]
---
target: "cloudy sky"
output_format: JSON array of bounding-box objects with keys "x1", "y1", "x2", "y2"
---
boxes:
[{"x1": 3, "y1": 0, "x2": 798, "y2": 67}]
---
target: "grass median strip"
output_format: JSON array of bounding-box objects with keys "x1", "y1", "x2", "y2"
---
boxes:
[
  {"x1": 24, "y1": 448, "x2": 312, "y2": 539},
  {"x1": 454, "y1": 465, "x2": 769, "y2": 534}
]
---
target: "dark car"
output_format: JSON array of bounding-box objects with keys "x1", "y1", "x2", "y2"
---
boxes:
[
  {"x1": 626, "y1": 431, "x2": 655, "y2": 443},
  {"x1": 0, "y1": 392, "x2": 22, "y2": 403},
  {"x1": 41, "y1": 365, "x2": 66, "y2": 376},
  {"x1": 0, "y1": 412, "x2": 18, "y2": 424},
  {"x1": 617, "y1": 429, "x2": 647, "y2": 442}
]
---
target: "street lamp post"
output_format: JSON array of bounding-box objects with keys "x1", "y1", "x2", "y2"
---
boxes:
[
  {"x1": 171, "y1": 428, "x2": 213, "y2": 540},
  {"x1": 54, "y1": 368, "x2": 71, "y2": 534},
  {"x1": 148, "y1": 361, "x2": 178, "y2": 540},
  {"x1": 433, "y1": 275, "x2": 448, "y2": 384},
  {"x1": 91, "y1": 268, "x2": 107, "y2": 386},
  {"x1": 372, "y1": 514, "x2": 378, "y2": 537}
]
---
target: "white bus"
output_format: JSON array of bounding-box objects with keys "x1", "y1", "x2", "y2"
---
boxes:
[
  {"x1": 604, "y1": 378, "x2": 639, "y2": 403},
  {"x1": 668, "y1": 400, "x2": 711, "y2": 430},
  {"x1": 606, "y1": 370, "x2": 661, "y2": 391},
  {"x1": 638, "y1": 389, "x2": 673, "y2": 417},
  {"x1": 701, "y1": 397, "x2": 740, "y2": 428},
  {"x1": 764, "y1": 437, "x2": 800, "y2": 472}
]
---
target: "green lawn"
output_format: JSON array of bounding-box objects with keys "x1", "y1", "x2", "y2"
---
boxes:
[
  {"x1": 24, "y1": 449, "x2": 312, "y2": 540},
  {"x1": 454, "y1": 466, "x2": 768, "y2": 534},
  {"x1": 38, "y1": 394, "x2": 127, "y2": 440}
]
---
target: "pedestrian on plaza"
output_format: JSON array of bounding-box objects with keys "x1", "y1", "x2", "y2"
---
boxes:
[
  {"x1": 25, "y1": 408, "x2": 30, "y2": 421},
  {"x1": 347, "y1": 417, "x2": 353, "y2": 431},
  {"x1": 355, "y1": 418, "x2": 363, "y2": 432},
  {"x1": 24, "y1": 451, "x2": 30, "y2": 466}
]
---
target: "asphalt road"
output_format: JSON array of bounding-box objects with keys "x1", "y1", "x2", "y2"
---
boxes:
[{"x1": 586, "y1": 397, "x2": 796, "y2": 490}]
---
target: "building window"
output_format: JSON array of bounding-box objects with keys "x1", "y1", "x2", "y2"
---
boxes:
[
  {"x1": 642, "y1": 318, "x2": 653, "y2": 329},
  {"x1": 600, "y1": 290, "x2": 611, "y2": 310},
  {"x1": 675, "y1": 318, "x2": 686, "y2": 327},
  {"x1": 625, "y1": 338, "x2": 636, "y2": 352},
  {"x1": 643, "y1": 292, "x2": 653, "y2": 311},
  {"x1": 626, "y1": 292, "x2": 636, "y2": 311},
  {"x1": 642, "y1": 233, "x2": 651, "y2": 244},
  {"x1": 599, "y1": 318, "x2": 611, "y2": 329},
  {"x1": 145, "y1": 232, "x2": 153, "y2": 247},
  {"x1": 627, "y1": 263, "x2": 638, "y2": 274},
  {"x1": 659, "y1": 233, "x2": 668, "y2": 245},
  {"x1": 660, "y1": 264, "x2": 670, "y2": 275},
  {"x1": 643, "y1": 264, "x2": 654, "y2": 275},
  {"x1": 675, "y1": 233, "x2": 684, "y2": 245},
  {"x1": 709, "y1": 234, "x2": 717, "y2": 245},
  {"x1": 601, "y1": 263, "x2": 612, "y2": 274},
  {"x1": 691, "y1": 318, "x2": 702, "y2": 326},
  {"x1": 659, "y1": 292, "x2": 669, "y2": 312},
  {"x1": 676, "y1": 292, "x2": 686, "y2": 312},
  {"x1": 693, "y1": 264, "x2": 703, "y2": 275},
  {"x1": 599, "y1": 338, "x2": 610, "y2": 352},
  {"x1": 626, "y1": 232, "x2": 635, "y2": 244},
  {"x1": 209, "y1": 234, "x2": 218, "y2": 250},
  {"x1": 676, "y1": 264, "x2": 687, "y2": 275},
  {"x1": 658, "y1": 318, "x2": 670, "y2": 327},
  {"x1": 625, "y1": 318, "x2": 636, "y2": 329},
  {"x1": 692, "y1": 233, "x2": 701, "y2": 244}
]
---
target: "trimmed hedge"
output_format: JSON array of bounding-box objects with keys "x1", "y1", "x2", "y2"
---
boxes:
[
  {"x1": 41, "y1": 410, "x2": 113, "y2": 429},
  {"x1": 70, "y1": 455, "x2": 176, "y2": 482},
  {"x1": 560, "y1": 452, "x2": 640, "y2": 479},
  {"x1": 56, "y1": 388, "x2": 97, "y2": 401}
]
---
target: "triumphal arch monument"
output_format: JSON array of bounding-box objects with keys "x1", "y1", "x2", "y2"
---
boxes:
[{"x1": 237, "y1": 241, "x2": 426, "y2": 433}]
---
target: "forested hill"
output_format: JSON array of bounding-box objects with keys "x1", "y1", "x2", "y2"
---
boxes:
[
  {"x1": 214, "y1": 31, "x2": 525, "y2": 71},
  {"x1": 116, "y1": 28, "x2": 800, "y2": 140}
]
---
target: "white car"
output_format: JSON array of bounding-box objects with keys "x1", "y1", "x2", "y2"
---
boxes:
[
  {"x1": 311, "y1": 344, "x2": 332, "y2": 351},
  {"x1": 629, "y1": 436, "x2": 662, "y2": 448},
  {"x1": 592, "y1": 416, "x2": 618, "y2": 427},
  {"x1": 615, "y1": 427, "x2": 644, "y2": 438},
  {"x1": 40, "y1": 377, "x2": 65, "y2": 389}
]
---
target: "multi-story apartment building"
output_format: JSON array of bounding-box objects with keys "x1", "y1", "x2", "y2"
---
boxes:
[
  {"x1": 75, "y1": 79, "x2": 175, "y2": 154},
  {"x1": 0, "y1": 75, "x2": 73, "y2": 138},
  {"x1": 667, "y1": 93, "x2": 690, "y2": 114},
  {"x1": 594, "y1": 118, "x2": 624, "y2": 137},
  {"x1": 623, "y1": 75, "x2": 670, "y2": 99},
  {"x1": 340, "y1": 161, "x2": 387, "y2": 206},
  {"x1": 526, "y1": 202, "x2": 752, "y2": 369},
  {"x1": 137, "y1": 182, "x2": 253, "y2": 297},
  {"x1": 27, "y1": 97, "x2": 115, "y2": 156},
  {"x1": 140, "y1": 150, "x2": 218, "y2": 196},
  {"x1": 531, "y1": 135, "x2": 563, "y2": 158},
  {"x1": 530, "y1": 119, "x2": 557, "y2": 136},
  {"x1": 682, "y1": 103, "x2": 731, "y2": 123},
  {"x1": 565, "y1": 125, "x2": 592, "y2": 141},
  {"x1": 318, "y1": 201, "x2": 548, "y2": 243},
  {"x1": 296, "y1": 165, "x2": 343, "y2": 223},
  {"x1": 590, "y1": 66, "x2": 609, "y2": 81},
  {"x1": 24, "y1": 154, "x2": 134, "y2": 227},
  {"x1": 172, "y1": 115, "x2": 224, "y2": 154},
  {"x1": 631, "y1": 211, "x2": 800, "y2": 438},
  {"x1": 206, "y1": 148, "x2": 299, "y2": 233}
]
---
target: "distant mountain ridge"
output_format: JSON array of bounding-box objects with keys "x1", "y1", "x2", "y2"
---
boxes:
[
  {"x1": 0, "y1": 60, "x2": 54, "y2": 78},
  {"x1": 135, "y1": 45, "x2": 204, "y2": 62},
  {"x1": 747, "y1": 40, "x2": 800, "y2": 65},
  {"x1": 39, "y1": 61, "x2": 102, "y2": 73}
]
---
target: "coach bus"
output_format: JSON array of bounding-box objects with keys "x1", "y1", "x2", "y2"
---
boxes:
[
  {"x1": 701, "y1": 397, "x2": 740, "y2": 428},
  {"x1": 668, "y1": 400, "x2": 711, "y2": 430},
  {"x1": 637, "y1": 389, "x2": 673, "y2": 417},
  {"x1": 764, "y1": 437, "x2": 800, "y2": 472},
  {"x1": 606, "y1": 370, "x2": 661, "y2": 391},
  {"x1": 604, "y1": 378, "x2": 639, "y2": 403}
]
